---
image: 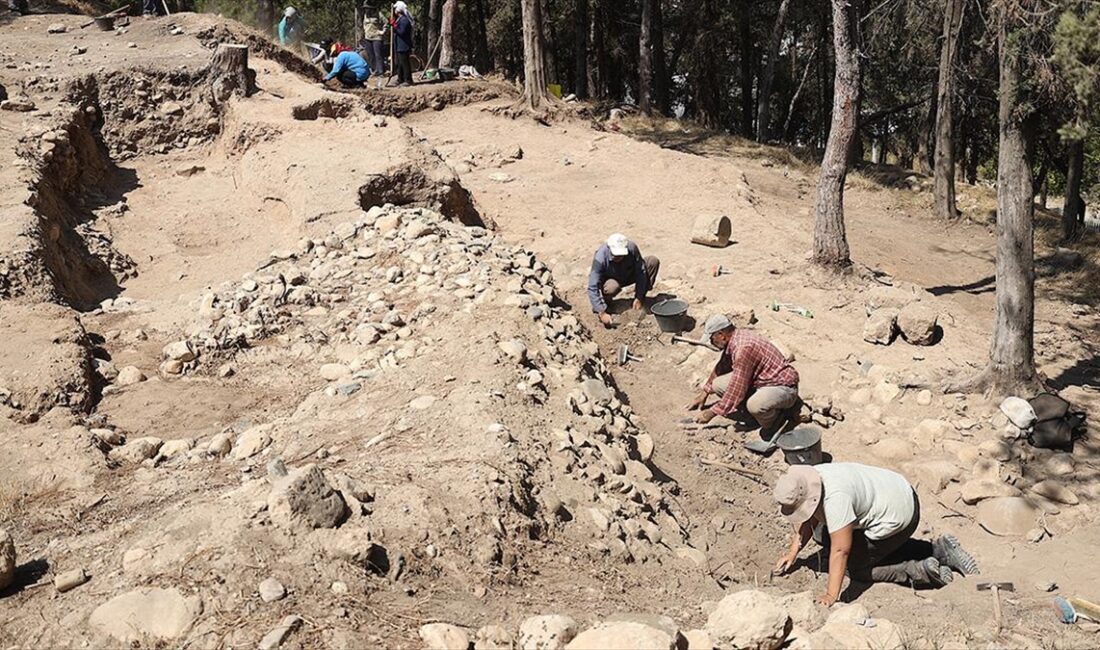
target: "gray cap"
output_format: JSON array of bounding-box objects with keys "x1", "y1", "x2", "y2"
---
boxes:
[{"x1": 703, "y1": 314, "x2": 733, "y2": 336}]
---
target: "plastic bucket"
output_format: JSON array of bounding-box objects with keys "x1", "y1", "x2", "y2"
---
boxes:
[
  {"x1": 94, "y1": 16, "x2": 115, "y2": 31},
  {"x1": 777, "y1": 426, "x2": 823, "y2": 465},
  {"x1": 651, "y1": 299, "x2": 688, "y2": 333}
]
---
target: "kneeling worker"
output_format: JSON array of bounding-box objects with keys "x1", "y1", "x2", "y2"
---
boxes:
[
  {"x1": 687, "y1": 314, "x2": 799, "y2": 433},
  {"x1": 772, "y1": 463, "x2": 979, "y2": 605},
  {"x1": 587, "y1": 233, "x2": 660, "y2": 328},
  {"x1": 322, "y1": 47, "x2": 371, "y2": 88}
]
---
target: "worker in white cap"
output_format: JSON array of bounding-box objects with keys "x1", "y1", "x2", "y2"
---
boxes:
[
  {"x1": 279, "y1": 6, "x2": 306, "y2": 48},
  {"x1": 586, "y1": 233, "x2": 660, "y2": 328},
  {"x1": 772, "y1": 463, "x2": 978, "y2": 605},
  {"x1": 687, "y1": 313, "x2": 800, "y2": 431}
]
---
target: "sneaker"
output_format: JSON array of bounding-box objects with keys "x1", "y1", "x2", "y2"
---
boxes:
[{"x1": 933, "y1": 535, "x2": 980, "y2": 576}]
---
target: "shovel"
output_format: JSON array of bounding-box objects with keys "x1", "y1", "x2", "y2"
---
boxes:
[{"x1": 744, "y1": 428, "x2": 783, "y2": 455}]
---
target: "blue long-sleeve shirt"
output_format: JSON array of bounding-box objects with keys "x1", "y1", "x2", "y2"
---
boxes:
[
  {"x1": 587, "y1": 242, "x2": 650, "y2": 313},
  {"x1": 394, "y1": 14, "x2": 414, "y2": 53},
  {"x1": 278, "y1": 16, "x2": 304, "y2": 46},
  {"x1": 324, "y1": 51, "x2": 371, "y2": 82}
]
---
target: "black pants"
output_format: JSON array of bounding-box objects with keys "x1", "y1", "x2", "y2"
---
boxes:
[
  {"x1": 143, "y1": 0, "x2": 158, "y2": 15},
  {"x1": 8, "y1": 0, "x2": 28, "y2": 12},
  {"x1": 336, "y1": 70, "x2": 364, "y2": 88},
  {"x1": 817, "y1": 492, "x2": 937, "y2": 586},
  {"x1": 600, "y1": 256, "x2": 661, "y2": 300},
  {"x1": 396, "y1": 51, "x2": 413, "y2": 84},
  {"x1": 363, "y1": 40, "x2": 386, "y2": 77}
]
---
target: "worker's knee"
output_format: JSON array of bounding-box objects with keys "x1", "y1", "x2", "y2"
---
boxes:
[
  {"x1": 645, "y1": 256, "x2": 661, "y2": 274},
  {"x1": 601, "y1": 279, "x2": 622, "y2": 298},
  {"x1": 711, "y1": 373, "x2": 731, "y2": 397},
  {"x1": 746, "y1": 387, "x2": 799, "y2": 418}
]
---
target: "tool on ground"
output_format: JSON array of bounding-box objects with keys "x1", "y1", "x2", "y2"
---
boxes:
[
  {"x1": 80, "y1": 5, "x2": 129, "y2": 29},
  {"x1": 1055, "y1": 596, "x2": 1100, "y2": 624},
  {"x1": 711, "y1": 265, "x2": 733, "y2": 277},
  {"x1": 670, "y1": 334, "x2": 718, "y2": 350},
  {"x1": 699, "y1": 458, "x2": 766, "y2": 482},
  {"x1": 677, "y1": 418, "x2": 727, "y2": 431},
  {"x1": 770, "y1": 300, "x2": 814, "y2": 319},
  {"x1": 616, "y1": 344, "x2": 643, "y2": 366},
  {"x1": 744, "y1": 427, "x2": 784, "y2": 455},
  {"x1": 977, "y1": 582, "x2": 1015, "y2": 631}
]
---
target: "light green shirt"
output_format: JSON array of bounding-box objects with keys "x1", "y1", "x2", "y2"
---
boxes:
[{"x1": 815, "y1": 463, "x2": 915, "y2": 540}]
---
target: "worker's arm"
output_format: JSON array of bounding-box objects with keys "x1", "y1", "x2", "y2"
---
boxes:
[
  {"x1": 323, "y1": 54, "x2": 346, "y2": 81},
  {"x1": 586, "y1": 254, "x2": 608, "y2": 314},
  {"x1": 775, "y1": 521, "x2": 814, "y2": 574},
  {"x1": 822, "y1": 523, "x2": 854, "y2": 606},
  {"x1": 709, "y1": 348, "x2": 755, "y2": 417},
  {"x1": 633, "y1": 248, "x2": 649, "y2": 301}
]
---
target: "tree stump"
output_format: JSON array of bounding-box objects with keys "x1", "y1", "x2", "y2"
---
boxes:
[
  {"x1": 209, "y1": 43, "x2": 255, "y2": 105},
  {"x1": 690, "y1": 214, "x2": 732, "y2": 248}
]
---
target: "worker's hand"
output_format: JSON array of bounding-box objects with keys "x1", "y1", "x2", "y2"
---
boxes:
[
  {"x1": 686, "y1": 391, "x2": 708, "y2": 411},
  {"x1": 774, "y1": 554, "x2": 796, "y2": 576},
  {"x1": 817, "y1": 592, "x2": 838, "y2": 607},
  {"x1": 632, "y1": 299, "x2": 644, "y2": 311},
  {"x1": 598, "y1": 312, "x2": 613, "y2": 327},
  {"x1": 695, "y1": 409, "x2": 717, "y2": 425}
]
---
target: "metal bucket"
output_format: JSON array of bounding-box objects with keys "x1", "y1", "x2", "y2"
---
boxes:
[
  {"x1": 94, "y1": 16, "x2": 115, "y2": 31},
  {"x1": 651, "y1": 298, "x2": 688, "y2": 333},
  {"x1": 777, "y1": 426, "x2": 823, "y2": 465}
]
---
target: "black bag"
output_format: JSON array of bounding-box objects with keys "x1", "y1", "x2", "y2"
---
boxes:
[{"x1": 1027, "y1": 393, "x2": 1087, "y2": 451}]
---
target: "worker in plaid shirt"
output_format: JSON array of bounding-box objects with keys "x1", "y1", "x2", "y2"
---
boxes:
[{"x1": 687, "y1": 314, "x2": 801, "y2": 434}]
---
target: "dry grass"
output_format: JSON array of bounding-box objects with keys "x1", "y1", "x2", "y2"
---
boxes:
[{"x1": 0, "y1": 476, "x2": 66, "y2": 530}]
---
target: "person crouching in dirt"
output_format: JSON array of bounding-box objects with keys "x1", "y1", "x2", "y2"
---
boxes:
[
  {"x1": 687, "y1": 314, "x2": 800, "y2": 435},
  {"x1": 279, "y1": 7, "x2": 306, "y2": 50},
  {"x1": 390, "y1": 1, "x2": 415, "y2": 87},
  {"x1": 587, "y1": 233, "x2": 660, "y2": 328},
  {"x1": 321, "y1": 49, "x2": 372, "y2": 88},
  {"x1": 772, "y1": 463, "x2": 980, "y2": 606},
  {"x1": 311, "y1": 39, "x2": 353, "y2": 73},
  {"x1": 7, "y1": 0, "x2": 28, "y2": 16}
]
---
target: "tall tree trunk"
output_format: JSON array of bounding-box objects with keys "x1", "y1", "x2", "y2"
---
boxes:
[
  {"x1": 589, "y1": 0, "x2": 608, "y2": 98},
  {"x1": 542, "y1": 0, "x2": 560, "y2": 83},
  {"x1": 956, "y1": 5, "x2": 1040, "y2": 396},
  {"x1": 439, "y1": 0, "x2": 457, "y2": 68},
  {"x1": 653, "y1": 0, "x2": 668, "y2": 114},
  {"x1": 639, "y1": 0, "x2": 654, "y2": 112},
  {"x1": 522, "y1": 0, "x2": 551, "y2": 111},
  {"x1": 473, "y1": 0, "x2": 492, "y2": 71},
  {"x1": 739, "y1": 0, "x2": 755, "y2": 136},
  {"x1": 1062, "y1": 138, "x2": 1085, "y2": 240},
  {"x1": 694, "y1": 0, "x2": 722, "y2": 129},
  {"x1": 756, "y1": 0, "x2": 791, "y2": 142},
  {"x1": 812, "y1": 0, "x2": 861, "y2": 271},
  {"x1": 933, "y1": 0, "x2": 964, "y2": 219},
  {"x1": 427, "y1": 0, "x2": 442, "y2": 66},
  {"x1": 258, "y1": 0, "x2": 275, "y2": 36},
  {"x1": 574, "y1": 0, "x2": 589, "y2": 98}
]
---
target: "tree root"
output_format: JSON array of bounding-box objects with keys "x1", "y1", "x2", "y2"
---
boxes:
[{"x1": 943, "y1": 363, "x2": 1045, "y2": 399}]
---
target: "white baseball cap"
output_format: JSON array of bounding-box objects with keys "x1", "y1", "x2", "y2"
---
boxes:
[
  {"x1": 606, "y1": 233, "x2": 629, "y2": 257},
  {"x1": 285, "y1": 6, "x2": 297, "y2": 17}
]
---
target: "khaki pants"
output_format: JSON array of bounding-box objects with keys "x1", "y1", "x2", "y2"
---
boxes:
[
  {"x1": 711, "y1": 379, "x2": 799, "y2": 433},
  {"x1": 602, "y1": 256, "x2": 661, "y2": 299}
]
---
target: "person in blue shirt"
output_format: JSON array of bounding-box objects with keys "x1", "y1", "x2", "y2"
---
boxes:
[
  {"x1": 278, "y1": 7, "x2": 305, "y2": 48},
  {"x1": 390, "y1": 1, "x2": 415, "y2": 87},
  {"x1": 323, "y1": 49, "x2": 371, "y2": 88},
  {"x1": 587, "y1": 233, "x2": 660, "y2": 327}
]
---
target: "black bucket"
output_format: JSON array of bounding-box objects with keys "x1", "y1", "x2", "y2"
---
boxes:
[
  {"x1": 94, "y1": 16, "x2": 116, "y2": 31},
  {"x1": 651, "y1": 298, "x2": 688, "y2": 333},
  {"x1": 777, "y1": 427, "x2": 823, "y2": 465}
]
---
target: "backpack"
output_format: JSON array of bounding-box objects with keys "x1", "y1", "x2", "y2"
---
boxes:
[{"x1": 1026, "y1": 393, "x2": 1088, "y2": 451}]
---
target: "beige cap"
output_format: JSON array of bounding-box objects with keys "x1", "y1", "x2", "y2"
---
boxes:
[
  {"x1": 773, "y1": 465, "x2": 822, "y2": 525},
  {"x1": 606, "y1": 233, "x2": 630, "y2": 257}
]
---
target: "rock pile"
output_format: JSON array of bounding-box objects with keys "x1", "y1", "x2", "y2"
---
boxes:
[
  {"x1": 862, "y1": 285, "x2": 940, "y2": 346},
  {"x1": 416, "y1": 590, "x2": 908, "y2": 650}
]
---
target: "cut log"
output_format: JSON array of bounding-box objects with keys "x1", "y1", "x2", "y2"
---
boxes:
[
  {"x1": 690, "y1": 215, "x2": 732, "y2": 248},
  {"x1": 209, "y1": 43, "x2": 254, "y2": 104}
]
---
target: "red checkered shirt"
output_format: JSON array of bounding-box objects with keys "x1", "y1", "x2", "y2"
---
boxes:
[{"x1": 705, "y1": 330, "x2": 799, "y2": 417}]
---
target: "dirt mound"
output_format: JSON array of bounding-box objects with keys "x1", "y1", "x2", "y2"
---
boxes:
[
  {"x1": 351, "y1": 79, "x2": 515, "y2": 117},
  {"x1": 0, "y1": 302, "x2": 95, "y2": 421}
]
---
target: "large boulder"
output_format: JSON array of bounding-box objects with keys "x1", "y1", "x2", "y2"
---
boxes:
[
  {"x1": 863, "y1": 308, "x2": 899, "y2": 345},
  {"x1": 566, "y1": 622, "x2": 676, "y2": 650},
  {"x1": 419, "y1": 623, "x2": 471, "y2": 650},
  {"x1": 519, "y1": 615, "x2": 579, "y2": 650},
  {"x1": 0, "y1": 529, "x2": 15, "y2": 591},
  {"x1": 88, "y1": 588, "x2": 203, "y2": 644},
  {"x1": 267, "y1": 464, "x2": 349, "y2": 530},
  {"x1": 977, "y1": 497, "x2": 1038, "y2": 536},
  {"x1": 705, "y1": 590, "x2": 792, "y2": 650},
  {"x1": 897, "y1": 302, "x2": 939, "y2": 346}
]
